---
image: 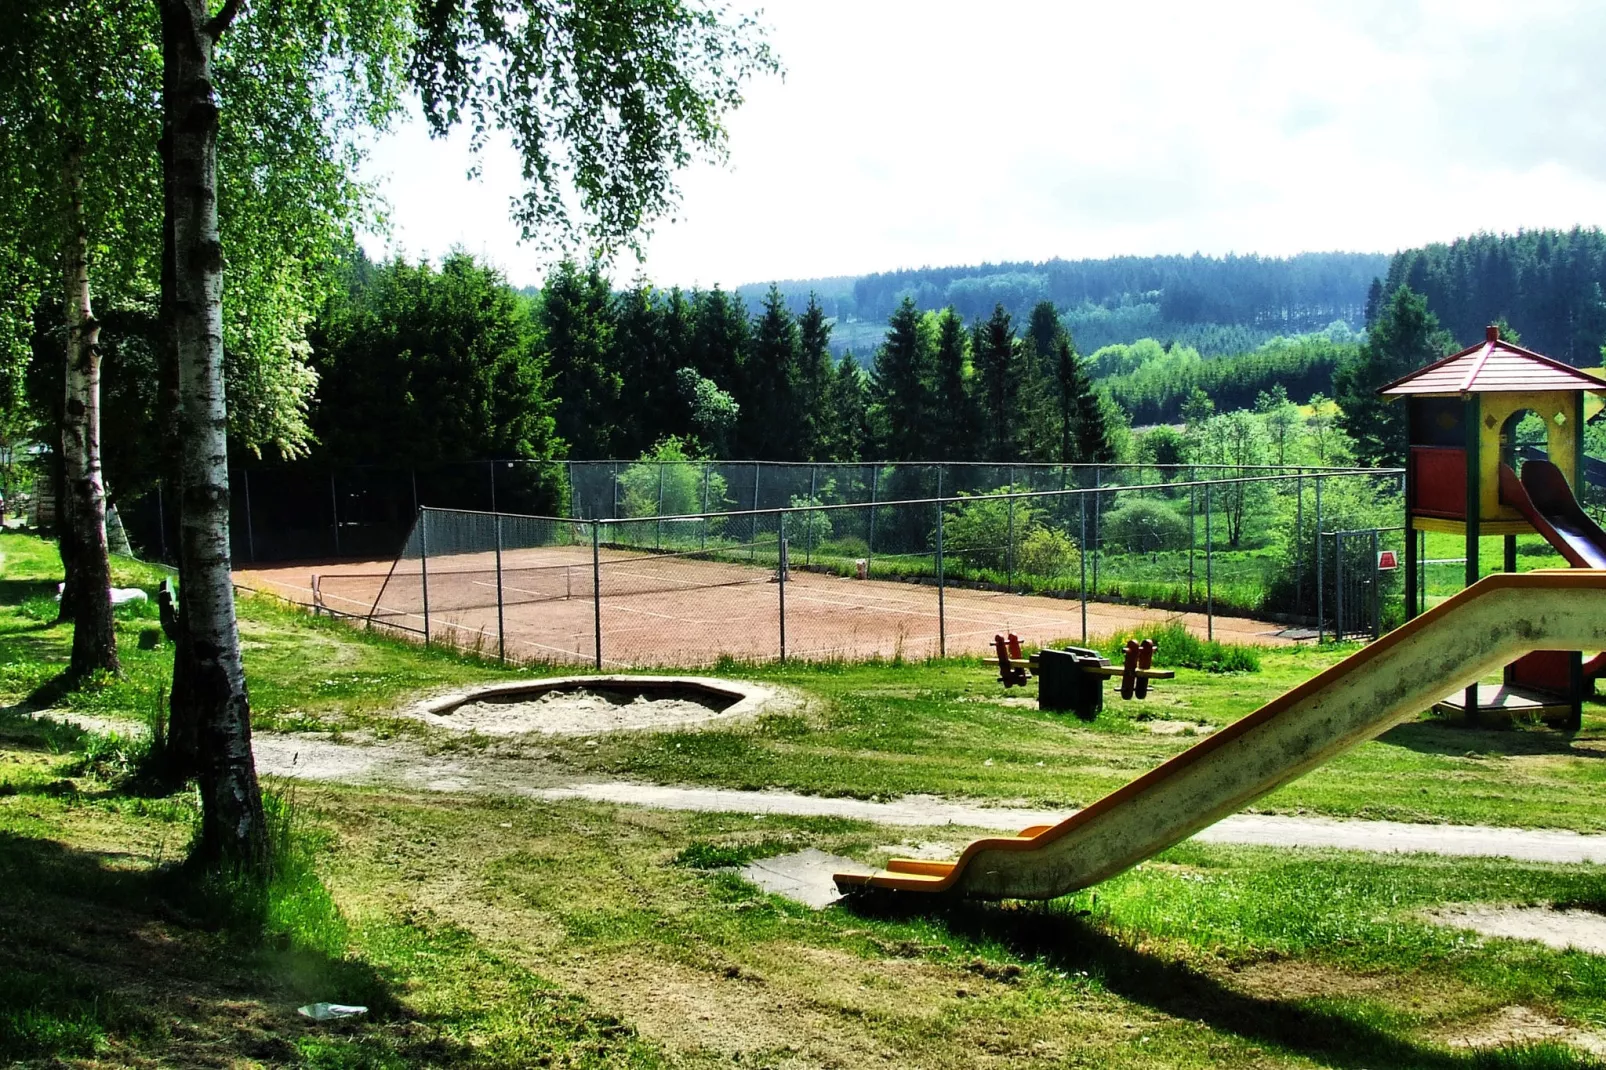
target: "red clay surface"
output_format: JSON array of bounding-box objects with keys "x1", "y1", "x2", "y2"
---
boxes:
[{"x1": 235, "y1": 546, "x2": 1295, "y2": 668}]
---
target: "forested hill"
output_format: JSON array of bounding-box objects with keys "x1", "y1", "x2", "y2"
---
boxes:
[
  {"x1": 1382, "y1": 229, "x2": 1606, "y2": 364},
  {"x1": 738, "y1": 251, "x2": 1388, "y2": 356}
]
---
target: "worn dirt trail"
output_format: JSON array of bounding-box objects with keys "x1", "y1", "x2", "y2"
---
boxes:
[{"x1": 245, "y1": 732, "x2": 1606, "y2": 866}]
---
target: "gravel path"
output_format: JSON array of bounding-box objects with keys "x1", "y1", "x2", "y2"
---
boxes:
[{"x1": 245, "y1": 733, "x2": 1606, "y2": 866}]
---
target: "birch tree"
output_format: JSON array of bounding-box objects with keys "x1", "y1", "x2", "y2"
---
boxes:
[
  {"x1": 0, "y1": 0, "x2": 163, "y2": 678},
  {"x1": 155, "y1": 0, "x2": 776, "y2": 867}
]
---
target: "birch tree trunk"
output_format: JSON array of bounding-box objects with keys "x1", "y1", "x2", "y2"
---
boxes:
[
  {"x1": 60, "y1": 140, "x2": 119, "y2": 678},
  {"x1": 163, "y1": 0, "x2": 267, "y2": 870}
]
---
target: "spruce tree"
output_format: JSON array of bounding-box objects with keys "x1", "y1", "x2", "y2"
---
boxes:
[
  {"x1": 972, "y1": 303, "x2": 1021, "y2": 461},
  {"x1": 1334, "y1": 285, "x2": 1454, "y2": 467},
  {"x1": 541, "y1": 259, "x2": 619, "y2": 458},
  {"x1": 825, "y1": 351, "x2": 870, "y2": 461},
  {"x1": 797, "y1": 293, "x2": 834, "y2": 460},
  {"x1": 931, "y1": 308, "x2": 977, "y2": 460},
  {"x1": 870, "y1": 296, "x2": 933, "y2": 459},
  {"x1": 745, "y1": 285, "x2": 802, "y2": 458}
]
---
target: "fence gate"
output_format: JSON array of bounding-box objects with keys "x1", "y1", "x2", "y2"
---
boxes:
[{"x1": 1324, "y1": 528, "x2": 1382, "y2": 642}]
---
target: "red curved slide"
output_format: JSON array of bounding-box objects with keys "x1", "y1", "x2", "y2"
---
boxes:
[
  {"x1": 1500, "y1": 460, "x2": 1606, "y2": 678},
  {"x1": 1499, "y1": 460, "x2": 1606, "y2": 568}
]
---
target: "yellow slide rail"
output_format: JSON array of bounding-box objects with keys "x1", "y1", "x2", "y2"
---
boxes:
[{"x1": 836, "y1": 571, "x2": 1606, "y2": 900}]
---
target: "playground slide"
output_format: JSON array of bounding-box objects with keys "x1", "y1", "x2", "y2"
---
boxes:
[
  {"x1": 835, "y1": 570, "x2": 1606, "y2": 900},
  {"x1": 1499, "y1": 460, "x2": 1606, "y2": 569}
]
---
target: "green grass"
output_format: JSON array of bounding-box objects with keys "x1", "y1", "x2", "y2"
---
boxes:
[{"x1": 6, "y1": 532, "x2": 1606, "y2": 1065}]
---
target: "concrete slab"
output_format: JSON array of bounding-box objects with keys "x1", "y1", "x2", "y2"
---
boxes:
[{"x1": 736, "y1": 849, "x2": 874, "y2": 909}]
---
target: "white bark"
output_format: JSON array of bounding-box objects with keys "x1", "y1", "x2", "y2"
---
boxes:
[
  {"x1": 61, "y1": 140, "x2": 118, "y2": 677},
  {"x1": 165, "y1": 0, "x2": 266, "y2": 867}
]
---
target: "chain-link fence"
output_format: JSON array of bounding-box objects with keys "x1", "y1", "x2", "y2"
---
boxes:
[
  {"x1": 301, "y1": 469, "x2": 1403, "y2": 668},
  {"x1": 117, "y1": 457, "x2": 1385, "y2": 567}
]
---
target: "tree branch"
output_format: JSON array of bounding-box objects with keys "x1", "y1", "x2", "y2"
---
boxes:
[{"x1": 205, "y1": 0, "x2": 247, "y2": 40}]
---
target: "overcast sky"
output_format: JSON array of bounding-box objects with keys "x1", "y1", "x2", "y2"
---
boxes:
[{"x1": 359, "y1": 0, "x2": 1606, "y2": 290}]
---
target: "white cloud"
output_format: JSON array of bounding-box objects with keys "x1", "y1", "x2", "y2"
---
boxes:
[{"x1": 357, "y1": 0, "x2": 1606, "y2": 289}]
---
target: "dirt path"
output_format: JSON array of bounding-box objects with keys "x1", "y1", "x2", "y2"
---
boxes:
[{"x1": 243, "y1": 732, "x2": 1606, "y2": 866}]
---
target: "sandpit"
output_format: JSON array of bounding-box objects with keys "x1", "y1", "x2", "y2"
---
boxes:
[{"x1": 407, "y1": 675, "x2": 780, "y2": 737}]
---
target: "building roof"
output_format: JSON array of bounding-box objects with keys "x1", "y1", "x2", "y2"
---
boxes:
[{"x1": 1379, "y1": 326, "x2": 1606, "y2": 397}]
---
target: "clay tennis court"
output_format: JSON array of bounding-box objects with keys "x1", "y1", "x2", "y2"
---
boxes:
[{"x1": 235, "y1": 542, "x2": 1294, "y2": 668}]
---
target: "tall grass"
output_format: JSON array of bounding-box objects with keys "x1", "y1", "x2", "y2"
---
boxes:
[{"x1": 1095, "y1": 621, "x2": 1261, "y2": 674}]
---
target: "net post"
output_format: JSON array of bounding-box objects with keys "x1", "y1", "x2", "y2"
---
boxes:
[
  {"x1": 419, "y1": 507, "x2": 431, "y2": 647},
  {"x1": 936, "y1": 494, "x2": 946, "y2": 658},
  {"x1": 592, "y1": 521, "x2": 603, "y2": 670},
  {"x1": 778, "y1": 511, "x2": 787, "y2": 664},
  {"x1": 1205, "y1": 483, "x2": 1214, "y2": 642},
  {"x1": 494, "y1": 511, "x2": 506, "y2": 664}
]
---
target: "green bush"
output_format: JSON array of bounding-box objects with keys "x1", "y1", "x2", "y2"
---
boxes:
[
  {"x1": 1102, "y1": 499, "x2": 1190, "y2": 553},
  {"x1": 941, "y1": 489, "x2": 1041, "y2": 572},
  {"x1": 1017, "y1": 526, "x2": 1078, "y2": 579},
  {"x1": 616, "y1": 438, "x2": 726, "y2": 518}
]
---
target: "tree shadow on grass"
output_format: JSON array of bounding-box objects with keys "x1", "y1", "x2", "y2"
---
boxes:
[
  {"x1": 845, "y1": 894, "x2": 1593, "y2": 1070},
  {"x1": 1379, "y1": 716, "x2": 1606, "y2": 760},
  {"x1": 0, "y1": 830, "x2": 464, "y2": 1067}
]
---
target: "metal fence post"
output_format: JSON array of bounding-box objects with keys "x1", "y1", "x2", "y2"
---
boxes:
[
  {"x1": 1336, "y1": 532, "x2": 1346, "y2": 641},
  {"x1": 1370, "y1": 527, "x2": 1381, "y2": 640},
  {"x1": 807, "y1": 465, "x2": 818, "y2": 566},
  {"x1": 494, "y1": 511, "x2": 506, "y2": 664},
  {"x1": 778, "y1": 511, "x2": 788, "y2": 663},
  {"x1": 1188, "y1": 465, "x2": 1196, "y2": 603},
  {"x1": 419, "y1": 508, "x2": 431, "y2": 647},
  {"x1": 701, "y1": 464, "x2": 711, "y2": 550},
  {"x1": 751, "y1": 462, "x2": 761, "y2": 559},
  {"x1": 156, "y1": 480, "x2": 168, "y2": 563},
  {"x1": 489, "y1": 460, "x2": 497, "y2": 514},
  {"x1": 592, "y1": 521, "x2": 603, "y2": 669},
  {"x1": 1007, "y1": 466, "x2": 1016, "y2": 592},
  {"x1": 1079, "y1": 491, "x2": 1088, "y2": 643},
  {"x1": 656, "y1": 461, "x2": 665, "y2": 549},
  {"x1": 936, "y1": 495, "x2": 946, "y2": 658},
  {"x1": 242, "y1": 467, "x2": 256, "y2": 563},
  {"x1": 1205, "y1": 483, "x2": 1214, "y2": 642},
  {"x1": 1315, "y1": 478, "x2": 1325, "y2": 642},
  {"x1": 330, "y1": 472, "x2": 342, "y2": 556},
  {"x1": 1092, "y1": 466, "x2": 1101, "y2": 598},
  {"x1": 867, "y1": 465, "x2": 879, "y2": 567},
  {"x1": 1294, "y1": 473, "x2": 1303, "y2": 609}
]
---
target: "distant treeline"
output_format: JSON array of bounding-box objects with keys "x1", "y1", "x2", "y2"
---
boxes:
[
  {"x1": 1382, "y1": 228, "x2": 1606, "y2": 364},
  {"x1": 738, "y1": 251, "x2": 1387, "y2": 356},
  {"x1": 1097, "y1": 332, "x2": 1356, "y2": 427}
]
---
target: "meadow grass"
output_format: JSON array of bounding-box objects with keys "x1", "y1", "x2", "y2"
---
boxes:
[{"x1": 4, "y1": 531, "x2": 1606, "y2": 1065}]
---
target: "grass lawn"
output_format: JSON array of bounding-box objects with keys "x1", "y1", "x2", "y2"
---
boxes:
[{"x1": 4, "y1": 530, "x2": 1606, "y2": 1066}]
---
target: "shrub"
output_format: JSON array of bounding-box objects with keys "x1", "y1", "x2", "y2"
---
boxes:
[
  {"x1": 616, "y1": 438, "x2": 726, "y2": 518},
  {"x1": 941, "y1": 489, "x2": 1041, "y2": 572},
  {"x1": 1101, "y1": 499, "x2": 1190, "y2": 553},
  {"x1": 1017, "y1": 526, "x2": 1078, "y2": 579}
]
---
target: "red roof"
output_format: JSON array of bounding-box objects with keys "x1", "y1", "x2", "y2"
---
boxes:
[{"x1": 1379, "y1": 326, "x2": 1606, "y2": 396}]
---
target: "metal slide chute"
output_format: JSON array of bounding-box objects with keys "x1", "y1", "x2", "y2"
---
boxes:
[{"x1": 835, "y1": 571, "x2": 1606, "y2": 901}]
